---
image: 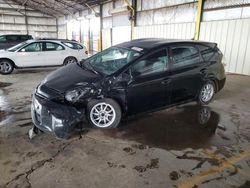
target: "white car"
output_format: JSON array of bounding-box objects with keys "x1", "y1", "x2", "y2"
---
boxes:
[{"x1": 0, "y1": 39, "x2": 88, "y2": 74}]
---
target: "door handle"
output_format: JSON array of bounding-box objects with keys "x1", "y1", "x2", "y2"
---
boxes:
[
  {"x1": 161, "y1": 79, "x2": 171, "y2": 85},
  {"x1": 200, "y1": 68, "x2": 207, "y2": 75}
]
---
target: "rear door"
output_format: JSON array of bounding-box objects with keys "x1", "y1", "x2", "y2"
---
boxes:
[
  {"x1": 169, "y1": 44, "x2": 205, "y2": 104},
  {"x1": 43, "y1": 42, "x2": 65, "y2": 65},
  {"x1": 126, "y1": 48, "x2": 171, "y2": 115}
]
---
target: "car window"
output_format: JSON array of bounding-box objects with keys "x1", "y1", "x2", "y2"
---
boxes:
[
  {"x1": 62, "y1": 42, "x2": 83, "y2": 49},
  {"x1": 84, "y1": 47, "x2": 141, "y2": 75},
  {"x1": 21, "y1": 42, "x2": 43, "y2": 52},
  {"x1": 45, "y1": 42, "x2": 64, "y2": 51},
  {"x1": 197, "y1": 44, "x2": 216, "y2": 62},
  {"x1": 20, "y1": 35, "x2": 30, "y2": 40},
  {"x1": 0, "y1": 36, "x2": 7, "y2": 42},
  {"x1": 131, "y1": 49, "x2": 168, "y2": 77},
  {"x1": 6, "y1": 35, "x2": 19, "y2": 41},
  {"x1": 171, "y1": 46, "x2": 200, "y2": 69}
]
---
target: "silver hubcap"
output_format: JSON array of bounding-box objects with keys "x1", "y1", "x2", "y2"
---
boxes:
[
  {"x1": 0, "y1": 62, "x2": 12, "y2": 73},
  {"x1": 90, "y1": 102, "x2": 116, "y2": 128},
  {"x1": 201, "y1": 83, "x2": 214, "y2": 102}
]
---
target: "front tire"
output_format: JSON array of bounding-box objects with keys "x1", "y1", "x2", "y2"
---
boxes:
[
  {"x1": 198, "y1": 81, "x2": 215, "y2": 105},
  {"x1": 87, "y1": 99, "x2": 121, "y2": 129},
  {"x1": 0, "y1": 60, "x2": 14, "y2": 74},
  {"x1": 63, "y1": 57, "x2": 77, "y2": 66}
]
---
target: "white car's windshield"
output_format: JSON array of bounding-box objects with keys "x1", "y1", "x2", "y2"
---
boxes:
[
  {"x1": 83, "y1": 47, "x2": 141, "y2": 75},
  {"x1": 8, "y1": 42, "x2": 29, "y2": 52}
]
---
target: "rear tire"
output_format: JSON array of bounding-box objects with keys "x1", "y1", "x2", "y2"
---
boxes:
[
  {"x1": 198, "y1": 81, "x2": 215, "y2": 105},
  {"x1": 0, "y1": 59, "x2": 14, "y2": 74},
  {"x1": 63, "y1": 57, "x2": 77, "y2": 66},
  {"x1": 87, "y1": 98, "x2": 121, "y2": 129}
]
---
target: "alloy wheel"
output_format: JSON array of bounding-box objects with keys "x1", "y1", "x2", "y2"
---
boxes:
[
  {"x1": 90, "y1": 102, "x2": 116, "y2": 128},
  {"x1": 0, "y1": 61, "x2": 12, "y2": 73},
  {"x1": 201, "y1": 83, "x2": 214, "y2": 103}
]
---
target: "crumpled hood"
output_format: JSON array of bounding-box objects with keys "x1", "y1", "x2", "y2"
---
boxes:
[{"x1": 43, "y1": 63, "x2": 102, "y2": 92}]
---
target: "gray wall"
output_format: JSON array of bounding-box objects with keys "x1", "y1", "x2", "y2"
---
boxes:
[{"x1": 0, "y1": 0, "x2": 57, "y2": 38}]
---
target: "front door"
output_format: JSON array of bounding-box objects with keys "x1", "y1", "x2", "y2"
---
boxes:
[
  {"x1": 126, "y1": 48, "x2": 171, "y2": 115},
  {"x1": 169, "y1": 45, "x2": 204, "y2": 104},
  {"x1": 15, "y1": 42, "x2": 44, "y2": 67}
]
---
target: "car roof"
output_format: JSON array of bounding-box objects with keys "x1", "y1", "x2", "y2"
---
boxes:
[
  {"x1": 25, "y1": 39, "x2": 79, "y2": 43},
  {"x1": 115, "y1": 38, "x2": 217, "y2": 53},
  {"x1": 0, "y1": 34, "x2": 31, "y2": 36}
]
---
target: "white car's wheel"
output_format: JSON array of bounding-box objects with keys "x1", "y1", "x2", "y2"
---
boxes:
[
  {"x1": 63, "y1": 57, "x2": 77, "y2": 66},
  {"x1": 0, "y1": 60, "x2": 14, "y2": 74},
  {"x1": 87, "y1": 99, "x2": 121, "y2": 129}
]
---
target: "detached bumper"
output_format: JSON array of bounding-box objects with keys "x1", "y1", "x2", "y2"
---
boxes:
[{"x1": 31, "y1": 94, "x2": 85, "y2": 139}]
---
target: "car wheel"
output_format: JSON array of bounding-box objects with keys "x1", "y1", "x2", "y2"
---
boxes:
[
  {"x1": 63, "y1": 57, "x2": 77, "y2": 66},
  {"x1": 0, "y1": 60, "x2": 14, "y2": 74},
  {"x1": 87, "y1": 98, "x2": 121, "y2": 129},
  {"x1": 198, "y1": 81, "x2": 215, "y2": 105}
]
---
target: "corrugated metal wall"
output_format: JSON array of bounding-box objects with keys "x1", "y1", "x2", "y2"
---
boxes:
[
  {"x1": 134, "y1": 22, "x2": 195, "y2": 39},
  {"x1": 0, "y1": 0, "x2": 57, "y2": 38},
  {"x1": 200, "y1": 19, "x2": 250, "y2": 75}
]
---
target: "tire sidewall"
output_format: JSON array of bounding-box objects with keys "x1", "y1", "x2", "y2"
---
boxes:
[
  {"x1": 63, "y1": 57, "x2": 77, "y2": 66},
  {"x1": 87, "y1": 98, "x2": 121, "y2": 129},
  {"x1": 0, "y1": 60, "x2": 14, "y2": 75},
  {"x1": 198, "y1": 81, "x2": 215, "y2": 105}
]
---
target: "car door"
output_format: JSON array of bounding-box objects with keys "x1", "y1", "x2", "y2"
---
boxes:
[
  {"x1": 169, "y1": 44, "x2": 205, "y2": 104},
  {"x1": 15, "y1": 42, "x2": 44, "y2": 67},
  {"x1": 126, "y1": 48, "x2": 171, "y2": 115},
  {"x1": 43, "y1": 42, "x2": 65, "y2": 65}
]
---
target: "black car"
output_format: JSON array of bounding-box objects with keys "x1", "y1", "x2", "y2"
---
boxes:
[
  {"x1": 0, "y1": 34, "x2": 33, "y2": 49},
  {"x1": 31, "y1": 38, "x2": 226, "y2": 138}
]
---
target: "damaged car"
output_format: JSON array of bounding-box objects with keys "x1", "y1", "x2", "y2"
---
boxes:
[{"x1": 31, "y1": 38, "x2": 226, "y2": 138}]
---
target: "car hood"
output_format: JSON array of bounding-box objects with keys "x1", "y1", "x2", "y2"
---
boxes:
[{"x1": 43, "y1": 63, "x2": 103, "y2": 92}]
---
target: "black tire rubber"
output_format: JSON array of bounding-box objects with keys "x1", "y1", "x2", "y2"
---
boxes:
[
  {"x1": 198, "y1": 80, "x2": 216, "y2": 105},
  {"x1": 63, "y1": 57, "x2": 77, "y2": 66},
  {"x1": 87, "y1": 98, "x2": 122, "y2": 129},
  {"x1": 0, "y1": 59, "x2": 14, "y2": 75}
]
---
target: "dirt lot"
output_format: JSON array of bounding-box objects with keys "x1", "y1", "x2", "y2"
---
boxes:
[{"x1": 0, "y1": 68, "x2": 250, "y2": 188}]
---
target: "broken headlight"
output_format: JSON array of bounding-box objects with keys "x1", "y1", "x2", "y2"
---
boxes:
[{"x1": 65, "y1": 87, "x2": 93, "y2": 103}]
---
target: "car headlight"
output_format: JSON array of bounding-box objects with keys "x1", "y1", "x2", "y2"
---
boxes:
[{"x1": 65, "y1": 87, "x2": 92, "y2": 103}]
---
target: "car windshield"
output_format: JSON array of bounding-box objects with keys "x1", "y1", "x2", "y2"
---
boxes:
[
  {"x1": 83, "y1": 47, "x2": 141, "y2": 75},
  {"x1": 7, "y1": 42, "x2": 29, "y2": 52}
]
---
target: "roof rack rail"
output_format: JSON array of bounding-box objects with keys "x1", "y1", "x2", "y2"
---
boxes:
[{"x1": 36, "y1": 38, "x2": 77, "y2": 42}]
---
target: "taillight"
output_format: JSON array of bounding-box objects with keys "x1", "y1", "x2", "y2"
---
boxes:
[
  {"x1": 221, "y1": 56, "x2": 226, "y2": 67},
  {"x1": 85, "y1": 50, "x2": 88, "y2": 55}
]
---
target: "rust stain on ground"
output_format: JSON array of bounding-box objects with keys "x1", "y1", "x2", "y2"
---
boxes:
[{"x1": 177, "y1": 149, "x2": 250, "y2": 188}]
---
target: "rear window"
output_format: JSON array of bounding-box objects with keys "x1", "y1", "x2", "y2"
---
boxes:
[
  {"x1": 197, "y1": 44, "x2": 217, "y2": 62},
  {"x1": 20, "y1": 35, "x2": 32, "y2": 40},
  {"x1": 6, "y1": 35, "x2": 19, "y2": 41},
  {"x1": 62, "y1": 42, "x2": 83, "y2": 49}
]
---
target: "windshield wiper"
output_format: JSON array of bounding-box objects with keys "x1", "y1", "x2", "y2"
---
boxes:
[{"x1": 80, "y1": 61, "x2": 100, "y2": 75}]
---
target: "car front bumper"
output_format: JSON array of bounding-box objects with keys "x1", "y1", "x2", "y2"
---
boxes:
[{"x1": 31, "y1": 94, "x2": 85, "y2": 139}]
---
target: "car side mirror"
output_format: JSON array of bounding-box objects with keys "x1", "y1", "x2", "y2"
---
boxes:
[{"x1": 20, "y1": 48, "x2": 26, "y2": 52}]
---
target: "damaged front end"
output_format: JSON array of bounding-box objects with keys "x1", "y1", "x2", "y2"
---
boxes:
[
  {"x1": 31, "y1": 83, "x2": 103, "y2": 139},
  {"x1": 30, "y1": 63, "x2": 108, "y2": 139}
]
